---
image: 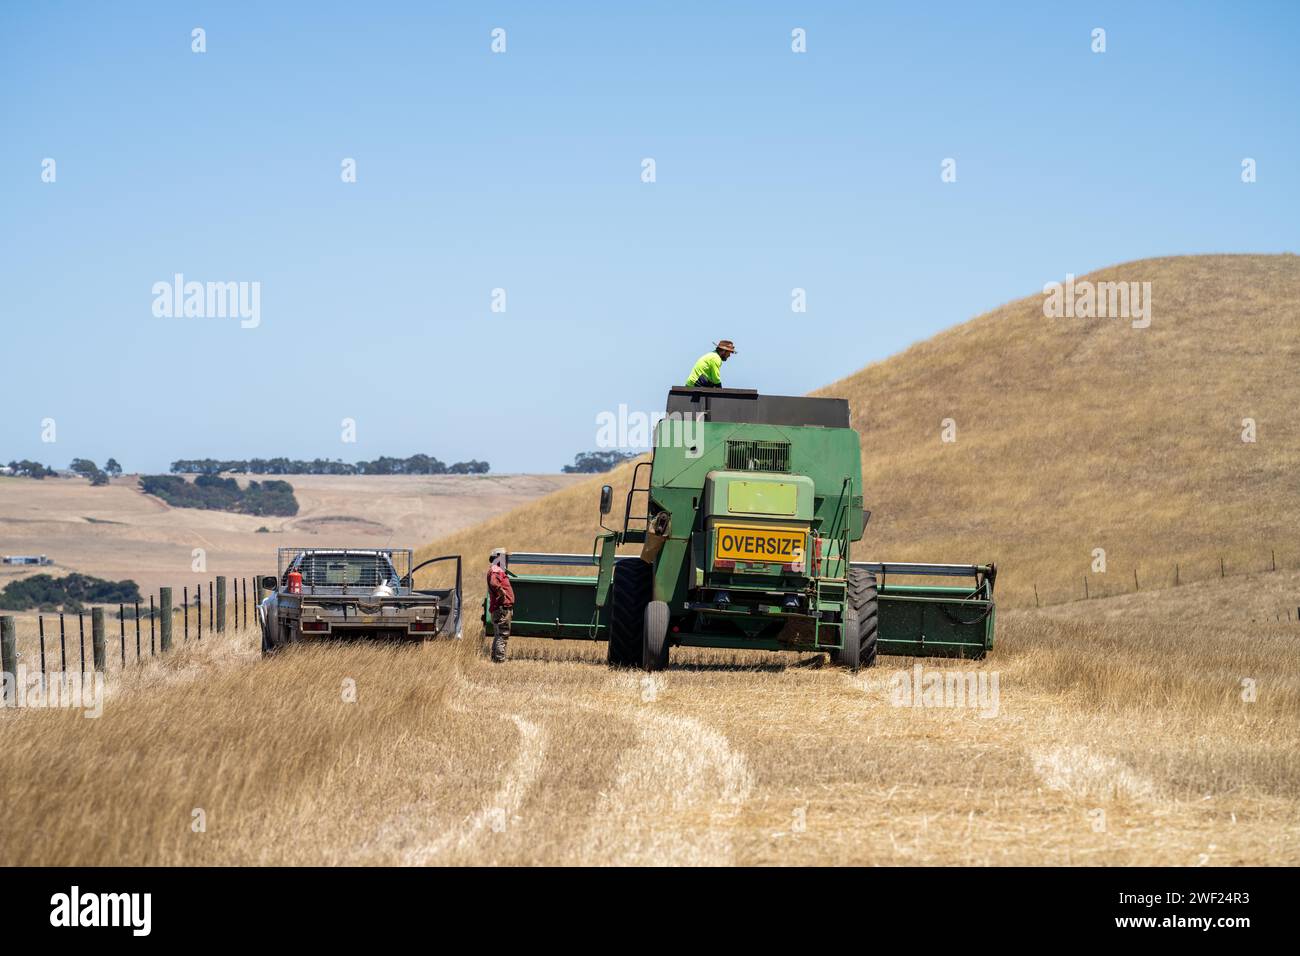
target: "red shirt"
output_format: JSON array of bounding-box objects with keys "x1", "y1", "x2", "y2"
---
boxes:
[{"x1": 487, "y1": 564, "x2": 515, "y2": 611}]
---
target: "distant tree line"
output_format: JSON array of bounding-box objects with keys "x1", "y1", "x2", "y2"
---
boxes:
[
  {"x1": 563, "y1": 451, "x2": 640, "y2": 474},
  {"x1": 3, "y1": 458, "x2": 122, "y2": 481},
  {"x1": 70, "y1": 457, "x2": 122, "y2": 486},
  {"x1": 140, "y1": 474, "x2": 300, "y2": 516},
  {"x1": 0, "y1": 572, "x2": 141, "y2": 612},
  {"x1": 5, "y1": 459, "x2": 57, "y2": 478},
  {"x1": 169, "y1": 455, "x2": 490, "y2": 476}
]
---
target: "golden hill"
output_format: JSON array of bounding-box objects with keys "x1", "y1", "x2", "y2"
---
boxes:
[
  {"x1": 821, "y1": 253, "x2": 1299, "y2": 606},
  {"x1": 420, "y1": 254, "x2": 1300, "y2": 610}
]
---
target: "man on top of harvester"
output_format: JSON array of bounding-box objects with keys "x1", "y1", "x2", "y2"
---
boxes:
[{"x1": 684, "y1": 339, "x2": 736, "y2": 388}]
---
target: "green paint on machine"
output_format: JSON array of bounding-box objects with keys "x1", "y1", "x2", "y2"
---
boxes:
[
  {"x1": 485, "y1": 388, "x2": 997, "y2": 672},
  {"x1": 727, "y1": 480, "x2": 798, "y2": 516}
]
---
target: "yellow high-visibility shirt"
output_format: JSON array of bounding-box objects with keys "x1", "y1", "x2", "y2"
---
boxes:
[{"x1": 685, "y1": 351, "x2": 722, "y2": 387}]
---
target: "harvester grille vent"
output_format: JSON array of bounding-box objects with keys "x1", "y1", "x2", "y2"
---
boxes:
[{"x1": 726, "y1": 440, "x2": 791, "y2": 472}]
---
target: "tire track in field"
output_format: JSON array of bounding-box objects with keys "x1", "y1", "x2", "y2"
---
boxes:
[
  {"x1": 568, "y1": 674, "x2": 753, "y2": 866},
  {"x1": 380, "y1": 658, "x2": 550, "y2": 865},
  {"x1": 444, "y1": 663, "x2": 754, "y2": 864},
  {"x1": 845, "y1": 668, "x2": 1165, "y2": 805},
  {"x1": 402, "y1": 711, "x2": 548, "y2": 865},
  {"x1": 367, "y1": 647, "x2": 753, "y2": 865},
  {"x1": 1029, "y1": 743, "x2": 1161, "y2": 803}
]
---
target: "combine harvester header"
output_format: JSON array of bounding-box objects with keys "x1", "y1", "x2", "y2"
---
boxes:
[{"x1": 491, "y1": 387, "x2": 995, "y2": 670}]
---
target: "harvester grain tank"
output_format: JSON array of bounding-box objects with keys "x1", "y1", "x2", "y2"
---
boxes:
[{"x1": 493, "y1": 388, "x2": 995, "y2": 670}]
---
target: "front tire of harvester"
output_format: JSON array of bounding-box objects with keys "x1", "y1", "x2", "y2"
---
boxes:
[
  {"x1": 607, "y1": 559, "x2": 652, "y2": 668},
  {"x1": 834, "y1": 605, "x2": 862, "y2": 671},
  {"x1": 642, "y1": 600, "x2": 670, "y2": 672},
  {"x1": 849, "y1": 568, "x2": 881, "y2": 668}
]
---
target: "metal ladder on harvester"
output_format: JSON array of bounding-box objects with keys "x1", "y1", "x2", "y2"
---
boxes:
[
  {"x1": 812, "y1": 481, "x2": 855, "y2": 650},
  {"x1": 812, "y1": 575, "x2": 848, "y2": 650}
]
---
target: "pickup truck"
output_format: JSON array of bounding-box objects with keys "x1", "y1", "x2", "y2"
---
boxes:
[{"x1": 258, "y1": 548, "x2": 462, "y2": 653}]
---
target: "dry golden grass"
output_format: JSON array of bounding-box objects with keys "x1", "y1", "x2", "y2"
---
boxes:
[
  {"x1": 2, "y1": 583, "x2": 1296, "y2": 865},
  {"x1": 3, "y1": 255, "x2": 1297, "y2": 865},
  {"x1": 819, "y1": 253, "x2": 1300, "y2": 607}
]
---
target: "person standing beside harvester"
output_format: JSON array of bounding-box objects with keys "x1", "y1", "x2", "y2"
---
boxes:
[{"x1": 486, "y1": 548, "x2": 515, "y2": 663}]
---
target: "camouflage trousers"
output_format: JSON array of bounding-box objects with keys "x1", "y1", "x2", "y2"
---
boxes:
[{"x1": 490, "y1": 607, "x2": 513, "y2": 662}]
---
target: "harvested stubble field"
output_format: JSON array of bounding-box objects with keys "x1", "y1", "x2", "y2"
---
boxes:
[
  {"x1": 0, "y1": 575, "x2": 1295, "y2": 866},
  {"x1": 2, "y1": 255, "x2": 1296, "y2": 865}
]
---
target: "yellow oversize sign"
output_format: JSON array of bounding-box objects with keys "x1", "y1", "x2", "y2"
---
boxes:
[{"x1": 715, "y1": 525, "x2": 806, "y2": 563}]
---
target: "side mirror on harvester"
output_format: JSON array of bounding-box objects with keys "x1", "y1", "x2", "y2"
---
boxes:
[
  {"x1": 599, "y1": 484, "x2": 613, "y2": 515},
  {"x1": 260, "y1": 575, "x2": 278, "y2": 591}
]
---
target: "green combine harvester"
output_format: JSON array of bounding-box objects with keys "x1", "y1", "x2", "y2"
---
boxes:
[{"x1": 492, "y1": 387, "x2": 995, "y2": 670}]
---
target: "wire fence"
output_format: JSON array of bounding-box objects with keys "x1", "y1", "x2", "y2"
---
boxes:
[
  {"x1": 4, "y1": 546, "x2": 1297, "y2": 700},
  {"x1": 1029, "y1": 545, "x2": 1300, "y2": 621},
  {"x1": 1, "y1": 574, "x2": 262, "y2": 700}
]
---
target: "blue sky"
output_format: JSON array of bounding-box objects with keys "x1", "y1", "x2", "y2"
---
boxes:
[{"x1": 1, "y1": 1, "x2": 1296, "y2": 473}]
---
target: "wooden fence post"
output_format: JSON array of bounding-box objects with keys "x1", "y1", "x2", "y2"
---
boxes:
[
  {"x1": 216, "y1": 576, "x2": 227, "y2": 633},
  {"x1": 1, "y1": 616, "x2": 16, "y2": 707},
  {"x1": 160, "y1": 587, "x2": 173, "y2": 653},
  {"x1": 91, "y1": 606, "x2": 106, "y2": 673}
]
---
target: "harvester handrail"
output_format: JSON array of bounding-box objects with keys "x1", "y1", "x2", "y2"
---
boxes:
[
  {"x1": 851, "y1": 561, "x2": 993, "y2": 577},
  {"x1": 623, "y1": 460, "x2": 652, "y2": 535},
  {"x1": 506, "y1": 552, "x2": 601, "y2": 568}
]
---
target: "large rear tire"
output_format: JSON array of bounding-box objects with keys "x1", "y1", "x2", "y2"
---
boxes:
[
  {"x1": 848, "y1": 568, "x2": 880, "y2": 668},
  {"x1": 607, "y1": 559, "x2": 652, "y2": 668},
  {"x1": 642, "y1": 600, "x2": 670, "y2": 672}
]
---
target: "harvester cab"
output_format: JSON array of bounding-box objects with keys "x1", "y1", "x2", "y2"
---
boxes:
[{"x1": 489, "y1": 387, "x2": 996, "y2": 671}]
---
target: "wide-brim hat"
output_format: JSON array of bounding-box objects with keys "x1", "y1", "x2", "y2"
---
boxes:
[{"x1": 714, "y1": 339, "x2": 737, "y2": 354}]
